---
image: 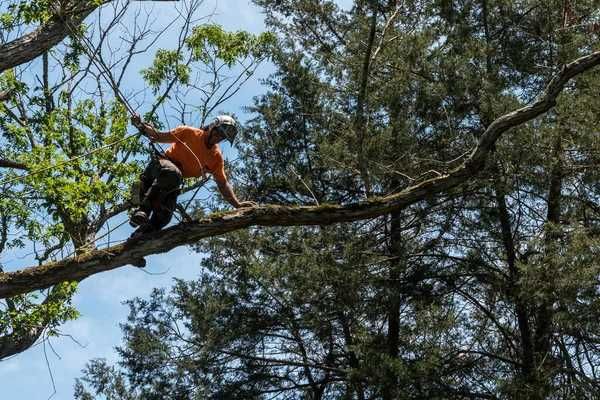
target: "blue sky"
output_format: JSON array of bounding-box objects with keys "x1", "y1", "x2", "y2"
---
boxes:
[{"x1": 0, "y1": 1, "x2": 274, "y2": 398}]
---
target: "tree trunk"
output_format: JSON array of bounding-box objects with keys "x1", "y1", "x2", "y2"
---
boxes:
[
  {"x1": 382, "y1": 210, "x2": 402, "y2": 400},
  {"x1": 530, "y1": 132, "x2": 564, "y2": 399},
  {"x1": 0, "y1": 1, "x2": 99, "y2": 73},
  {"x1": 493, "y1": 171, "x2": 535, "y2": 389}
]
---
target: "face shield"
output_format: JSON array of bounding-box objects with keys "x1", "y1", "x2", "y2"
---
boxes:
[{"x1": 211, "y1": 115, "x2": 238, "y2": 145}]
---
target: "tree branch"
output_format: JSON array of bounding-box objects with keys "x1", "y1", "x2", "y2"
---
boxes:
[
  {"x1": 0, "y1": 284, "x2": 65, "y2": 359},
  {"x1": 0, "y1": 1, "x2": 101, "y2": 74},
  {"x1": 0, "y1": 324, "x2": 45, "y2": 359},
  {"x1": 0, "y1": 159, "x2": 28, "y2": 170},
  {"x1": 0, "y1": 50, "x2": 598, "y2": 299}
]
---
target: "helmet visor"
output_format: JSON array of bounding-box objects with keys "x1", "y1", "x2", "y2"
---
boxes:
[{"x1": 214, "y1": 124, "x2": 237, "y2": 144}]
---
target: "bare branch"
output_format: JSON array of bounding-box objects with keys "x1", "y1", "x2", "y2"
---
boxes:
[
  {"x1": 0, "y1": 90, "x2": 11, "y2": 102},
  {"x1": 370, "y1": 1, "x2": 404, "y2": 63}
]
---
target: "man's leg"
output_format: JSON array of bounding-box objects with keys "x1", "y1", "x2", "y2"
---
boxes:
[
  {"x1": 134, "y1": 158, "x2": 182, "y2": 233},
  {"x1": 149, "y1": 189, "x2": 179, "y2": 230},
  {"x1": 130, "y1": 159, "x2": 160, "y2": 227},
  {"x1": 148, "y1": 158, "x2": 182, "y2": 230}
]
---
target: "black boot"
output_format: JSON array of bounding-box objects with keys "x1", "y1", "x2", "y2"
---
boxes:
[{"x1": 129, "y1": 209, "x2": 150, "y2": 227}]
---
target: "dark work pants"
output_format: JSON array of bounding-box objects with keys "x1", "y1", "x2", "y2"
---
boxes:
[{"x1": 138, "y1": 157, "x2": 182, "y2": 229}]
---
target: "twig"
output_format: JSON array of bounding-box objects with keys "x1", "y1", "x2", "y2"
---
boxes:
[
  {"x1": 289, "y1": 166, "x2": 319, "y2": 205},
  {"x1": 371, "y1": 1, "x2": 404, "y2": 63}
]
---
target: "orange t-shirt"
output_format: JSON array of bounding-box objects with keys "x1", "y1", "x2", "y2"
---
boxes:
[{"x1": 164, "y1": 125, "x2": 227, "y2": 183}]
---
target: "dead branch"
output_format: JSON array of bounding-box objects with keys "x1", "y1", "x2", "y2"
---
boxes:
[{"x1": 0, "y1": 159, "x2": 28, "y2": 170}]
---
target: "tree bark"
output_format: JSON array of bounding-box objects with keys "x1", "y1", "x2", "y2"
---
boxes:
[{"x1": 0, "y1": 1, "x2": 100, "y2": 73}]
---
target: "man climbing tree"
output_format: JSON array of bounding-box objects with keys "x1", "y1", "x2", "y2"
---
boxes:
[
  {"x1": 0, "y1": 0, "x2": 274, "y2": 364},
  {"x1": 129, "y1": 114, "x2": 257, "y2": 236}
]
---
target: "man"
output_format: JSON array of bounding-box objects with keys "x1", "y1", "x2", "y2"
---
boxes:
[{"x1": 129, "y1": 114, "x2": 256, "y2": 235}]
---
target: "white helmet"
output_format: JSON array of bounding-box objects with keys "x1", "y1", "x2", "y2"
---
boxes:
[{"x1": 210, "y1": 115, "x2": 238, "y2": 145}]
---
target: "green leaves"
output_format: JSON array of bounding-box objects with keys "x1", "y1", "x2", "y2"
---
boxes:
[
  {"x1": 142, "y1": 24, "x2": 275, "y2": 94},
  {"x1": 141, "y1": 49, "x2": 190, "y2": 92},
  {"x1": 186, "y1": 24, "x2": 276, "y2": 66},
  {"x1": 2, "y1": 0, "x2": 54, "y2": 27},
  {"x1": 0, "y1": 282, "x2": 79, "y2": 339},
  {"x1": 0, "y1": 69, "x2": 28, "y2": 98},
  {"x1": 3, "y1": 94, "x2": 143, "y2": 234}
]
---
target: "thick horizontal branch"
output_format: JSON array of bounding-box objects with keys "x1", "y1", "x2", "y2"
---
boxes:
[
  {"x1": 0, "y1": 323, "x2": 45, "y2": 360},
  {"x1": 0, "y1": 50, "x2": 599, "y2": 299},
  {"x1": 0, "y1": 159, "x2": 28, "y2": 170},
  {"x1": 0, "y1": 185, "x2": 465, "y2": 299},
  {"x1": 0, "y1": 1, "x2": 100, "y2": 73}
]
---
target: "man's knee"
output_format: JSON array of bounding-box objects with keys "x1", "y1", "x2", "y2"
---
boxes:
[
  {"x1": 157, "y1": 159, "x2": 182, "y2": 191},
  {"x1": 150, "y1": 210, "x2": 173, "y2": 229},
  {"x1": 158, "y1": 170, "x2": 182, "y2": 191}
]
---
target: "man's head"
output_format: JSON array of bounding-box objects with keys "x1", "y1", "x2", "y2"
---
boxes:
[{"x1": 207, "y1": 115, "x2": 238, "y2": 146}]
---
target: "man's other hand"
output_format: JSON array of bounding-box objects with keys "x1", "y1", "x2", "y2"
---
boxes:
[{"x1": 131, "y1": 115, "x2": 159, "y2": 141}]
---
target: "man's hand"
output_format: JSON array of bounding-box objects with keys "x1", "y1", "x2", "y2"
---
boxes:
[
  {"x1": 237, "y1": 200, "x2": 258, "y2": 208},
  {"x1": 131, "y1": 114, "x2": 159, "y2": 141},
  {"x1": 216, "y1": 179, "x2": 257, "y2": 209},
  {"x1": 131, "y1": 114, "x2": 143, "y2": 128}
]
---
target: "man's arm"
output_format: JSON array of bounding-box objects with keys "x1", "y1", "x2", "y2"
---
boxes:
[
  {"x1": 131, "y1": 115, "x2": 177, "y2": 143},
  {"x1": 215, "y1": 178, "x2": 256, "y2": 209},
  {"x1": 143, "y1": 124, "x2": 177, "y2": 143},
  {"x1": 216, "y1": 179, "x2": 242, "y2": 208}
]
